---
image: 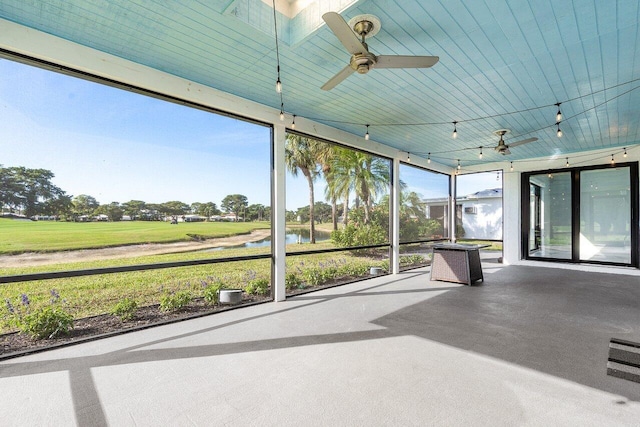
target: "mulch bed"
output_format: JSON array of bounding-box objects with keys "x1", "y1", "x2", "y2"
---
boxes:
[{"x1": 0, "y1": 297, "x2": 269, "y2": 359}]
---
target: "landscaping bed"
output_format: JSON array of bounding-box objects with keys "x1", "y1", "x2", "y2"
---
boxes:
[{"x1": 0, "y1": 295, "x2": 270, "y2": 358}]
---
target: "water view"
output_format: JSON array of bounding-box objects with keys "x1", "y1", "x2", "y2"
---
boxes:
[{"x1": 210, "y1": 229, "x2": 331, "y2": 251}]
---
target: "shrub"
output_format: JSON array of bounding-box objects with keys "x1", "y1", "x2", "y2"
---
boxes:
[
  {"x1": 419, "y1": 219, "x2": 443, "y2": 239},
  {"x1": 159, "y1": 291, "x2": 192, "y2": 312},
  {"x1": 204, "y1": 282, "x2": 225, "y2": 305},
  {"x1": 285, "y1": 273, "x2": 302, "y2": 290},
  {"x1": 331, "y1": 223, "x2": 387, "y2": 248},
  {"x1": 20, "y1": 306, "x2": 74, "y2": 339},
  {"x1": 3, "y1": 291, "x2": 74, "y2": 339},
  {"x1": 303, "y1": 268, "x2": 324, "y2": 287},
  {"x1": 111, "y1": 298, "x2": 138, "y2": 321},
  {"x1": 340, "y1": 263, "x2": 369, "y2": 277},
  {"x1": 245, "y1": 278, "x2": 270, "y2": 296},
  {"x1": 404, "y1": 254, "x2": 427, "y2": 266}
]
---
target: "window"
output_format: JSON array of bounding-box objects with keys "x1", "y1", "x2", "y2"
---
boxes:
[
  {"x1": 283, "y1": 132, "x2": 393, "y2": 293},
  {"x1": 455, "y1": 171, "x2": 503, "y2": 241},
  {"x1": 522, "y1": 164, "x2": 638, "y2": 266},
  {"x1": 0, "y1": 57, "x2": 273, "y2": 334}
]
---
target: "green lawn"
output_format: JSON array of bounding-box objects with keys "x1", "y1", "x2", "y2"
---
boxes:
[
  {"x1": 0, "y1": 219, "x2": 270, "y2": 254},
  {"x1": 0, "y1": 219, "x2": 427, "y2": 335},
  {"x1": 0, "y1": 243, "x2": 396, "y2": 334}
]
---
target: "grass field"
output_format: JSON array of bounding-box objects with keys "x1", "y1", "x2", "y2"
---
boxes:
[
  {"x1": 0, "y1": 242, "x2": 393, "y2": 334},
  {"x1": 0, "y1": 219, "x2": 424, "y2": 336},
  {"x1": 0, "y1": 219, "x2": 270, "y2": 254}
]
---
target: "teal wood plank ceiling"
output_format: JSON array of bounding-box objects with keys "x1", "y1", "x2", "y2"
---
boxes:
[{"x1": 0, "y1": 0, "x2": 638, "y2": 167}]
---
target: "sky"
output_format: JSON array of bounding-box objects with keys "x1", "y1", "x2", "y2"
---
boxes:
[{"x1": 0, "y1": 59, "x2": 499, "y2": 211}]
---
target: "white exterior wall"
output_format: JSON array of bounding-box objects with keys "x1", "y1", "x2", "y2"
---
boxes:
[
  {"x1": 459, "y1": 197, "x2": 502, "y2": 240},
  {"x1": 502, "y1": 170, "x2": 521, "y2": 265}
]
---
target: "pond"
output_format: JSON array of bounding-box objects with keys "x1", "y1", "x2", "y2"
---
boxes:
[{"x1": 209, "y1": 229, "x2": 331, "y2": 251}]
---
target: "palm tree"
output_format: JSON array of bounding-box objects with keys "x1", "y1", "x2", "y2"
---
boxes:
[
  {"x1": 319, "y1": 145, "x2": 341, "y2": 230},
  {"x1": 324, "y1": 148, "x2": 391, "y2": 225},
  {"x1": 354, "y1": 152, "x2": 390, "y2": 223},
  {"x1": 285, "y1": 134, "x2": 325, "y2": 243},
  {"x1": 324, "y1": 147, "x2": 357, "y2": 226},
  {"x1": 401, "y1": 191, "x2": 426, "y2": 218}
]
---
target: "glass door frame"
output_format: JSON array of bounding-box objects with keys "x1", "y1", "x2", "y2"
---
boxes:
[{"x1": 521, "y1": 162, "x2": 639, "y2": 267}]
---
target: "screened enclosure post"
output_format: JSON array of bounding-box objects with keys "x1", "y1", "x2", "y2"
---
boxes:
[
  {"x1": 391, "y1": 157, "x2": 400, "y2": 274},
  {"x1": 273, "y1": 123, "x2": 287, "y2": 301},
  {"x1": 503, "y1": 169, "x2": 521, "y2": 265},
  {"x1": 450, "y1": 172, "x2": 456, "y2": 243}
]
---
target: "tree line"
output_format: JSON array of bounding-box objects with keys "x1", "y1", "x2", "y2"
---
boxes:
[{"x1": 0, "y1": 165, "x2": 270, "y2": 222}]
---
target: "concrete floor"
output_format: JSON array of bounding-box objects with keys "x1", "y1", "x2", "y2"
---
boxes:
[{"x1": 1, "y1": 260, "x2": 640, "y2": 426}]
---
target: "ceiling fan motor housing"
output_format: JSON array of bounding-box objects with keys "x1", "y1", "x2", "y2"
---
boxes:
[{"x1": 350, "y1": 49, "x2": 376, "y2": 73}]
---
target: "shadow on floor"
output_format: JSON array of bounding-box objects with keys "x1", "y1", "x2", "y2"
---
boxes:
[{"x1": 373, "y1": 265, "x2": 640, "y2": 401}]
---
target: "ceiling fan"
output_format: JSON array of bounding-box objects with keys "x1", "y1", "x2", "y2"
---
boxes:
[
  {"x1": 492, "y1": 129, "x2": 537, "y2": 155},
  {"x1": 321, "y1": 12, "x2": 439, "y2": 90}
]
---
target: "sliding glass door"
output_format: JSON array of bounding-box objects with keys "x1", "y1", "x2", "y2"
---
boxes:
[
  {"x1": 528, "y1": 172, "x2": 572, "y2": 260},
  {"x1": 523, "y1": 164, "x2": 638, "y2": 266},
  {"x1": 579, "y1": 168, "x2": 631, "y2": 264}
]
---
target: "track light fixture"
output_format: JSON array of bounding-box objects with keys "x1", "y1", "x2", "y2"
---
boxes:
[
  {"x1": 452, "y1": 121, "x2": 458, "y2": 139},
  {"x1": 555, "y1": 102, "x2": 562, "y2": 122},
  {"x1": 556, "y1": 122, "x2": 562, "y2": 138},
  {"x1": 365, "y1": 125, "x2": 370, "y2": 140},
  {"x1": 291, "y1": 115, "x2": 296, "y2": 129}
]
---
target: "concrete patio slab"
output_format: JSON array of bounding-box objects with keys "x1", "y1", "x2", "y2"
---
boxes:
[{"x1": 1, "y1": 264, "x2": 639, "y2": 426}]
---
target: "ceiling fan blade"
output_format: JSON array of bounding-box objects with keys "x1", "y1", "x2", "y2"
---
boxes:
[
  {"x1": 322, "y1": 12, "x2": 367, "y2": 55},
  {"x1": 501, "y1": 148, "x2": 511, "y2": 155},
  {"x1": 375, "y1": 55, "x2": 439, "y2": 69},
  {"x1": 508, "y1": 137, "x2": 538, "y2": 148},
  {"x1": 321, "y1": 65, "x2": 355, "y2": 91}
]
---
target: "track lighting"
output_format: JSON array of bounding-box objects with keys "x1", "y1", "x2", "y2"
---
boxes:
[
  {"x1": 555, "y1": 102, "x2": 562, "y2": 122},
  {"x1": 291, "y1": 115, "x2": 296, "y2": 129},
  {"x1": 365, "y1": 125, "x2": 370, "y2": 140},
  {"x1": 510, "y1": 162, "x2": 514, "y2": 172},
  {"x1": 624, "y1": 148, "x2": 628, "y2": 158},
  {"x1": 556, "y1": 122, "x2": 562, "y2": 138},
  {"x1": 427, "y1": 153, "x2": 431, "y2": 164},
  {"x1": 479, "y1": 147, "x2": 483, "y2": 159},
  {"x1": 452, "y1": 121, "x2": 458, "y2": 139}
]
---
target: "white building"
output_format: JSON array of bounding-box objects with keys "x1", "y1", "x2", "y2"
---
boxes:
[
  {"x1": 456, "y1": 188, "x2": 502, "y2": 240},
  {"x1": 424, "y1": 188, "x2": 502, "y2": 240}
]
